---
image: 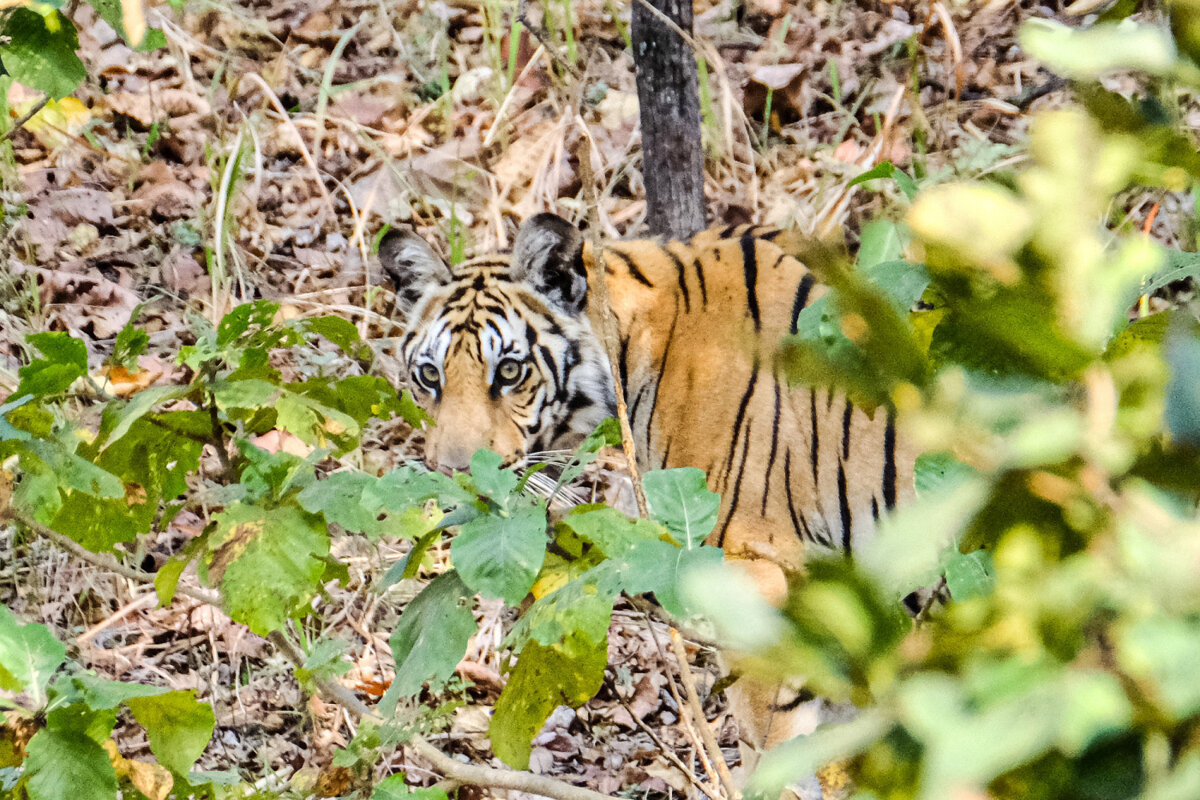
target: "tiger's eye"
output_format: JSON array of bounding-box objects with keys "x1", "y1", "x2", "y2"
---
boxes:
[
  {"x1": 417, "y1": 364, "x2": 440, "y2": 386},
  {"x1": 496, "y1": 359, "x2": 522, "y2": 384}
]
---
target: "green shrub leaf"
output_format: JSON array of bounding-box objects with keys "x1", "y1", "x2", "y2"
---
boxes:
[
  {"x1": 451, "y1": 503, "x2": 547, "y2": 605},
  {"x1": 204, "y1": 503, "x2": 331, "y2": 635},
  {"x1": 0, "y1": 606, "x2": 66, "y2": 703},
  {"x1": 125, "y1": 690, "x2": 216, "y2": 776},
  {"x1": 490, "y1": 634, "x2": 606, "y2": 769},
  {"x1": 643, "y1": 468, "x2": 719, "y2": 546},
  {"x1": 0, "y1": 9, "x2": 86, "y2": 100},
  {"x1": 388, "y1": 571, "x2": 476, "y2": 696}
]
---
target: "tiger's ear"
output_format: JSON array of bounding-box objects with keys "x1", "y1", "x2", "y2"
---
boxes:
[
  {"x1": 511, "y1": 213, "x2": 588, "y2": 315},
  {"x1": 377, "y1": 227, "x2": 452, "y2": 312}
]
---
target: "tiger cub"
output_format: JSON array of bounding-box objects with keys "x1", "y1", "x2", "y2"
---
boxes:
[{"x1": 379, "y1": 213, "x2": 917, "y2": 761}]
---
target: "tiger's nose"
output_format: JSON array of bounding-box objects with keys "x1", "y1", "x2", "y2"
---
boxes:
[{"x1": 424, "y1": 441, "x2": 524, "y2": 474}]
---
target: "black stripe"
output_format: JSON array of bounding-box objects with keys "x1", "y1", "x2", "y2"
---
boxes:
[
  {"x1": 719, "y1": 223, "x2": 739, "y2": 238},
  {"x1": 693, "y1": 258, "x2": 708, "y2": 306},
  {"x1": 606, "y1": 248, "x2": 654, "y2": 287},
  {"x1": 721, "y1": 359, "x2": 760, "y2": 492},
  {"x1": 871, "y1": 496, "x2": 880, "y2": 521},
  {"x1": 715, "y1": 418, "x2": 754, "y2": 548},
  {"x1": 761, "y1": 378, "x2": 782, "y2": 515},
  {"x1": 837, "y1": 463, "x2": 853, "y2": 556},
  {"x1": 740, "y1": 235, "x2": 761, "y2": 332},
  {"x1": 790, "y1": 273, "x2": 816, "y2": 335},
  {"x1": 842, "y1": 400, "x2": 854, "y2": 459},
  {"x1": 667, "y1": 248, "x2": 691, "y2": 313},
  {"x1": 661, "y1": 436, "x2": 672, "y2": 469},
  {"x1": 784, "y1": 450, "x2": 815, "y2": 545},
  {"x1": 883, "y1": 409, "x2": 898, "y2": 510},
  {"x1": 617, "y1": 334, "x2": 630, "y2": 397},
  {"x1": 644, "y1": 309, "x2": 680, "y2": 455},
  {"x1": 809, "y1": 388, "x2": 820, "y2": 483}
]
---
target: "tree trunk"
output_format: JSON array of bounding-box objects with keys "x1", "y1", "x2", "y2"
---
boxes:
[{"x1": 631, "y1": 0, "x2": 706, "y2": 239}]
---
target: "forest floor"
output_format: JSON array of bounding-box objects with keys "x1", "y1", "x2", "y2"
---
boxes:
[{"x1": 0, "y1": 0, "x2": 1189, "y2": 796}]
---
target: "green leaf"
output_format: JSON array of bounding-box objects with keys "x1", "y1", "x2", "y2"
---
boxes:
[
  {"x1": 860, "y1": 478, "x2": 989, "y2": 596},
  {"x1": 47, "y1": 415, "x2": 203, "y2": 552},
  {"x1": 97, "y1": 385, "x2": 190, "y2": 449},
  {"x1": 126, "y1": 690, "x2": 216, "y2": 776},
  {"x1": 642, "y1": 468, "x2": 719, "y2": 546},
  {"x1": 942, "y1": 549, "x2": 994, "y2": 601},
  {"x1": 0, "y1": 606, "x2": 66, "y2": 704},
  {"x1": 490, "y1": 633, "x2": 607, "y2": 769},
  {"x1": 388, "y1": 572, "x2": 476, "y2": 696},
  {"x1": 210, "y1": 378, "x2": 280, "y2": 410},
  {"x1": 682, "y1": 561, "x2": 788, "y2": 652},
  {"x1": 24, "y1": 727, "x2": 117, "y2": 800},
  {"x1": 372, "y1": 774, "x2": 450, "y2": 800},
  {"x1": 508, "y1": 566, "x2": 618, "y2": 649},
  {"x1": 216, "y1": 301, "x2": 279, "y2": 347},
  {"x1": 848, "y1": 161, "x2": 898, "y2": 189},
  {"x1": 468, "y1": 449, "x2": 520, "y2": 502},
  {"x1": 1117, "y1": 615, "x2": 1200, "y2": 720},
  {"x1": 0, "y1": 9, "x2": 86, "y2": 100},
  {"x1": 451, "y1": 503, "x2": 547, "y2": 605},
  {"x1": 294, "y1": 636, "x2": 354, "y2": 689},
  {"x1": 303, "y1": 315, "x2": 373, "y2": 363},
  {"x1": 13, "y1": 331, "x2": 88, "y2": 399},
  {"x1": 155, "y1": 557, "x2": 186, "y2": 606},
  {"x1": 914, "y1": 451, "x2": 977, "y2": 495},
  {"x1": 55, "y1": 671, "x2": 165, "y2": 709},
  {"x1": 85, "y1": 0, "x2": 166, "y2": 49},
  {"x1": 746, "y1": 709, "x2": 892, "y2": 800},
  {"x1": 617, "y1": 539, "x2": 724, "y2": 618},
  {"x1": 204, "y1": 503, "x2": 331, "y2": 635},
  {"x1": 1165, "y1": 316, "x2": 1200, "y2": 446},
  {"x1": 1019, "y1": 18, "x2": 1178, "y2": 80},
  {"x1": 1105, "y1": 310, "x2": 1173, "y2": 361},
  {"x1": 559, "y1": 505, "x2": 666, "y2": 557},
  {"x1": 298, "y1": 471, "x2": 395, "y2": 538},
  {"x1": 857, "y1": 221, "x2": 908, "y2": 271},
  {"x1": 108, "y1": 308, "x2": 150, "y2": 370}
]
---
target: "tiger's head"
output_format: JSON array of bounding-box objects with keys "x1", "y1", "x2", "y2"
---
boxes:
[{"x1": 379, "y1": 213, "x2": 615, "y2": 472}]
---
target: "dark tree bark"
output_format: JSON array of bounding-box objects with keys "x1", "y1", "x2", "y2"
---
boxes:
[{"x1": 631, "y1": 0, "x2": 706, "y2": 239}]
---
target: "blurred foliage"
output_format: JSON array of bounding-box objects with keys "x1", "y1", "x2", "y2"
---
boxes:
[{"x1": 687, "y1": 10, "x2": 1200, "y2": 800}]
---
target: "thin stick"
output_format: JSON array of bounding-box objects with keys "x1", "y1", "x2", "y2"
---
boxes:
[
  {"x1": 240, "y1": 72, "x2": 338, "y2": 220},
  {"x1": 572, "y1": 128, "x2": 649, "y2": 517},
  {"x1": 1, "y1": 96, "x2": 49, "y2": 143},
  {"x1": 669, "y1": 628, "x2": 741, "y2": 800},
  {"x1": 619, "y1": 686, "x2": 717, "y2": 799}
]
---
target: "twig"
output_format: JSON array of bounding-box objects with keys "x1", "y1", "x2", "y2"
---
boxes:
[
  {"x1": 516, "y1": 0, "x2": 583, "y2": 81},
  {"x1": 669, "y1": 629, "x2": 740, "y2": 800},
  {"x1": 617, "y1": 692, "x2": 716, "y2": 800},
  {"x1": 5, "y1": 509, "x2": 222, "y2": 607},
  {"x1": 1, "y1": 97, "x2": 50, "y2": 143},
  {"x1": 572, "y1": 130, "x2": 649, "y2": 517},
  {"x1": 270, "y1": 632, "x2": 619, "y2": 800}
]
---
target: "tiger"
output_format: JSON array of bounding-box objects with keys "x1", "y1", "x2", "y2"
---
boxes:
[{"x1": 378, "y1": 212, "x2": 917, "y2": 776}]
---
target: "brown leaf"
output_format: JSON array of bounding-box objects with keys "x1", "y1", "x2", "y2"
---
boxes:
[
  {"x1": 106, "y1": 90, "x2": 212, "y2": 129},
  {"x1": 750, "y1": 63, "x2": 807, "y2": 90},
  {"x1": 132, "y1": 162, "x2": 206, "y2": 220}
]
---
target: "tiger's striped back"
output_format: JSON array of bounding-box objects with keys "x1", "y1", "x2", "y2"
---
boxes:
[{"x1": 588, "y1": 225, "x2": 912, "y2": 580}]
